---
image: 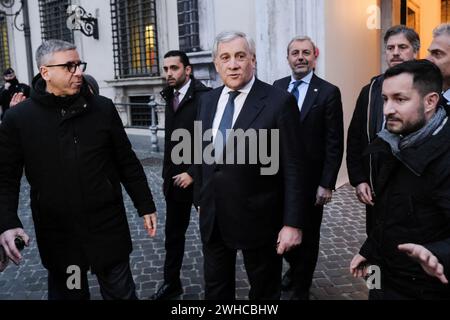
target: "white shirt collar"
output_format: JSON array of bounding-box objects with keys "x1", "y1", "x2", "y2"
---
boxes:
[
  {"x1": 175, "y1": 78, "x2": 191, "y2": 96},
  {"x1": 443, "y1": 89, "x2": 450, "y2": 103},
  {"x1": 222, "y1": 76, "x2": 256, "y2": 96},
  {"x1": 290, "y1": 71, "x2": 314, "y2": 85}
]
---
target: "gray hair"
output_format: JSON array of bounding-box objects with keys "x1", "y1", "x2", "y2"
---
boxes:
[
  {"x1": 212, "y1": 31, "x2": 256, "y2": 59},
  {"x1": 35, "y1": 39, "x2": 77, "y2": 68},
  {"x1": 433, "y1": 23, "x2": 450, "y2": 38},
  {"x1": 384, "y1": 25, "x2": 420, "y2": 53},
  {"x1": 287, "y1": 36, "x2": 317, "y2": 56}
]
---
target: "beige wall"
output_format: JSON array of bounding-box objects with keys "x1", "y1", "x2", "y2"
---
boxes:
[
  {"x1": 212, "y1": 0, "x2": 256, "y2": 40},
  {"x1": 416, "y1": 0, "x2": 441, "y2": 58},
  {"x1": 324, "y1": 0, "x2": 381, "y2": 187}
]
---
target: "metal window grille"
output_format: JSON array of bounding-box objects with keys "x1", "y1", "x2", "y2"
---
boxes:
[
  {"x1": 38, "y1": 0, "x2": 73, "y2": 42},
  {"x1": 129, "y1": 96, "x2": 152, "y2": 127},
  {"x1": 111, "y1": 0, "x2": 159, "y2": 79},
  {"x1": 442, "y1": 0, "x2": 450, "y2": 22},
  {"x1": 177, "y1": 0, "x2": 200, "y2": 52},
  {"x1": 0, "y1": 12, "x2": 11, "y2": 78}
]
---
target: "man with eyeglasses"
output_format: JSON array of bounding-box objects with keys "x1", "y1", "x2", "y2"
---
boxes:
[{"x1": 0, "y1": 39, "x2": 158, "y2": 300}]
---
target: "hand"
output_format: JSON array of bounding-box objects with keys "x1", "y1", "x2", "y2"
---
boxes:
[
  {"x1": 315, "y1": 186, "x2": 332, "y2": 206},
  {"x1": 398, "y1": 243, "x2": 448, "y2": 284},
  {"x1": 355, "y1": 183, "x2": 374, "y2": 206},
  {"x1": 143, "y1": 213, "x2": 157, "y2": 238},
  {"x1": 276, "y1": 226, "x2": 302, "y2": 255},
  {"x1": 172, "y1": 173, "x2": 193, "y2": 189},
  {"x1": 350, "y1": 254, "x2": 370, "y2": 278},
  {"x1": 10, "y1": 92, "x2": 26, "y2": 107},
  {"x1": 0, "y1": 228, "x2": 30, "y2": 265}
]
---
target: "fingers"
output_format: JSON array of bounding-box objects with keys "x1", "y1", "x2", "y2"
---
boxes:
[
  {"x1": 4, "y1": 238, "x2": 21, "y2": 265},
  {"x1": 10, "y1": 93, "x2": 25, "y2": 107},
  {"x1": 172, "y1": 174, "x2": 187, "y2": 188},
  {"x1": 172, "y1": 175, "x2": 181, "y2": 187},
  {"x1": 315, "y1": 195, "x2": 332, "y2": 206},
  {"x1": 276, "y1": 241, "x2": 286, "y2": 255},
  {"x1": 143, "y1": 214, "x2": 157, "y2": 238},
  {"x1": 398, "y1": 243, "x2": 414, "y2": 255},
  {"x1": 16, "y1": 230, "x2": 30, "y2": 247},
  {"x1": 356, "y1": 184, "x2": 374, "y2": 206}
]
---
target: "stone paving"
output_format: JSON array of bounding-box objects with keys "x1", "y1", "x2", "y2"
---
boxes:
[{"x1": 0, "y1": 133, "x2": 369, "y2": 300}]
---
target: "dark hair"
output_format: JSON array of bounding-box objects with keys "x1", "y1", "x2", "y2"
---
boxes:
[
  {"x1": 384, "y1": 25, "x2": 420, "y2": 53},
  {"x1": 83, "y1": 74, "x2": 99, "y2": 95},
  {"x1": 384, "y1": 60, "x2": 443, "y2": 97},
  {"x1": 164, "y1": 50, "x2": 191, "y2": 67},
  {"x1": 3, "y1": 68, "x2": 15, "y2": 76}
]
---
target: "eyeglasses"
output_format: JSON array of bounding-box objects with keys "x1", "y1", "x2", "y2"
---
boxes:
[{"x1": 45, "y1": 61, "x2": 87, "y2": 74}]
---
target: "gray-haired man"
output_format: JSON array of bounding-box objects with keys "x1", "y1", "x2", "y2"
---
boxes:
[
  {"x1": 427, "y1": 23, "x2": 450, "y2": 110},
  {"x1": 0, "y1": 40, "x2": 157, "y2": 299}
]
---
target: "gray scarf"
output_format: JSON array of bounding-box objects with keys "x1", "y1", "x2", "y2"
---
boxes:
[{"x1": 378, "y1": 106, "x2": 448, "y2": 158}]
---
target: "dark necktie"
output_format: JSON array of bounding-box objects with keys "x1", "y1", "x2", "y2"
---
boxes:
[
  {"x1": 215, "y1": 91, "x2": 241, "y2": 159},
  {"x1": 172, "y1": 91, "x2": 180, "y2": 112},
  {"x1": 291, "y1": 80, "x2": 303, "y2": 102}
]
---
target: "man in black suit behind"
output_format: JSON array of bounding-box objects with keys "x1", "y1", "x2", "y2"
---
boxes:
[
  {"x1": 151, "y1": 51, "x2": 210, "y2": 300},
  {"x1": 194, "y1": 31, "x2": 305, "y2": 300},
  {"x1": 273, "y1": 36, "x2": 344, "y2": 300}
]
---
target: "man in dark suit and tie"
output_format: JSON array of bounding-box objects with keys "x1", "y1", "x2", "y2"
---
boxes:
[
  {"x1": 427, "y1": 23, "x2": 450, "y2": 112},
  {"x1": 194, "y1": 31, "x2": 305, "y2": 300},
  {"x1": 151, "y1": 51, "x2": 210, "y2": 300},
  {"x1": 273, "y1": 36, "x2": 344, "y2": 300}
]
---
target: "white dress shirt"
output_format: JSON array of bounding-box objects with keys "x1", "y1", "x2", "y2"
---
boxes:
[
  {"x1": 444, "y1": 89, "x2": 450, "y2": 105},
  {"x1": 212, "y1": 76, "x2": 256, "y2": 141},
  {"x1": 174, "y1": 78, "x2": 191, "y2": 104},
  {"x1": 288, "y1": 71, "x2": 313, "y2": 112}
]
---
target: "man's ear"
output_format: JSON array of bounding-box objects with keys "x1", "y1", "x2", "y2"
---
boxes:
[
  {"x1": 424, "y1": 92, "x2": 440, "y2": 113},
  {"x1": 185, "y1": 65, "x2": 193, "y2": 77},
  {"x1": 40, "y1": 66, "x2": 50, "y2": 81}
]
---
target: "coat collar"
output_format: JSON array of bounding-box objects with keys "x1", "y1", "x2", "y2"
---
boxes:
[
  {"x1": 366, "y1": 119, "x2": 450, "y2": 176},
  {"x1": 300, "y1": 73, "x2": 321, "y2": 122}
]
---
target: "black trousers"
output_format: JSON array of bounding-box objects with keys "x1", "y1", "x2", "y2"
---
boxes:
[
  {"x1": 164, "y1": 198, "x2": 192, "y2": 284},
  {"x1": 365, "y1": 204, "x2": 375, "y2": 237},
  {"x1": 203, "y1": 225, "x2": 282, "y2": 300},
  {"x1": 284, "y1": 204, "x2": 323, "y2": 299},
  {"x1": 47, "y1": 260, "x2": 137, "y2": 300}
]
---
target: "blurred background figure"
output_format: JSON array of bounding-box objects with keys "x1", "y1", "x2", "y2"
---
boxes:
[{"x1": 0, "y1": 68, "x2": 30, "y2": 119}]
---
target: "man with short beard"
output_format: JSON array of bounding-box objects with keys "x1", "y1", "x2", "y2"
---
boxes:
[
  {"x1": 427, "y1": 23, "x2": 450, "y2": 111},
  {"x1": 152, "y1": 50, "x2": 210, "y2": 300},
  {"x1": 347, "y1": 25, "x2": 420, "y2": 236},
  {"x1": 350, "y1": 60, "x2": 450, "y2": 300}
]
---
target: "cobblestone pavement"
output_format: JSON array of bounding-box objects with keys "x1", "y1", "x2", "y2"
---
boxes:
[{"x1": 0, "y1": 134, "x2": 369, "y2": 300}]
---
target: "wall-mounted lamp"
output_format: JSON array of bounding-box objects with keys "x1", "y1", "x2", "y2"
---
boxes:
[
  {"x1": 0, "y1": 0, "x2": 25, "y2": 31},
  {"x1": 66, "y1": 5, "x2": 99, "y2": 40}
]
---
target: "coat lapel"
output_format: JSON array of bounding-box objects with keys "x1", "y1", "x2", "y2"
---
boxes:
[
  {"x1": 203, "y1": 87, "x2": 223, "y2": 130},
  {"x1": 300, "y1": 74, "x2": 321, "y2": 122},
  {"x1": 232, "y1": 79, "x2": 267, "y2": 131},
  {"x1": 175, "y1": 82, "x2": 194, "y2": 114}
]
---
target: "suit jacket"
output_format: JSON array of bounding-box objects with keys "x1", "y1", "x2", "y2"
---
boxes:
[
  {"x1": 160, "y1": 79, "x2": 211, "y2": 202},
  {"x1": 346, "y1": 75, "x2": 384, "y2": 188},
  {"x1": 194, "y1": 79, "x2": 306, "y2": 249},
  {"x1": 273, "y1": 74, "x2": 344, "y2": 199}
]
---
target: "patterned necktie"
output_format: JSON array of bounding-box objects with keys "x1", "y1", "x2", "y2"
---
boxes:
[
  {"x1": 291, "y1": 80, "x2": 303, "y2": 102},
  {"x1": 214, "y1": 91, "x2": 241, "y2": 159},
  {"x1": 172, "y1": 91, "x2": 180, "y2": 112}
]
